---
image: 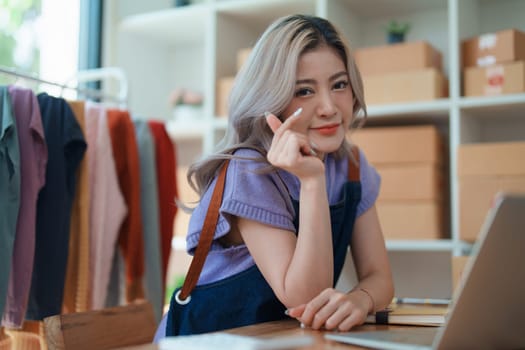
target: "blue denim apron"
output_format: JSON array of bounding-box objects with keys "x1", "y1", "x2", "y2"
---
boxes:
[{"x1": 166, "y1": 152, "x2": 361, "y2": 336}]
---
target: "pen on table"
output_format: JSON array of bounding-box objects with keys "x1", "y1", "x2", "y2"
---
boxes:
[{"x1": 393, "y1": 297, "x2": 451, "y2": 306}]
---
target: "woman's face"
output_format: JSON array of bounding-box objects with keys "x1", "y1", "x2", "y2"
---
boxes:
[{"x1": 281, "y1": 45, "x2": 354, "y2": 159}]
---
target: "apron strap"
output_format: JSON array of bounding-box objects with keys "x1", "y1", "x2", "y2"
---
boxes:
[
  {"x1": 349, "y1": 145, "x2": 361, "y2": 182},
  {"x1": 178, "y1": 160, "x2": 229, "y2": 302}
]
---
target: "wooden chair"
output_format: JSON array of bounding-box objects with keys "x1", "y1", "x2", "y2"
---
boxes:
[
  {"x1": 43, "y1": 301, "x2": 156, "y2": 350},
  {"x1": 0, "y1": 328, "x2": 12, "y2": 350},
  {"x1": 4, "y1": 321, "x2": 46, "y2": 350}
]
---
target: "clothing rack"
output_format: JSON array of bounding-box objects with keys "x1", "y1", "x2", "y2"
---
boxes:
[{"x1": 0, "y1": 66, "x2": 128, "y2": 106}]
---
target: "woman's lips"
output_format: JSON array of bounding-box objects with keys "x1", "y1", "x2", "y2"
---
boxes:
[{"x1": 311, "y1": 123, "x2": 340, "y2": 136}]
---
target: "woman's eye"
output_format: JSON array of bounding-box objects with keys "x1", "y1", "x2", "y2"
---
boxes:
[
  {"x1": 333, "y1": 81, "x2": 349, "y2": 90},
  {"x1": 294, "y1": 88, "x2": 313, "y2": 97}
]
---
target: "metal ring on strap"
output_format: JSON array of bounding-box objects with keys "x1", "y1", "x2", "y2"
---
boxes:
[{"x1": 175, "y1": 290, "x2": 191, "y2": 305}]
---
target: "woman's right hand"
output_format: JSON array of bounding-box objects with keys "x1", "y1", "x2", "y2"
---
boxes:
[
  {"x1": 265, "y1": 109, "x2": 324, "y2": 180},
  {"x1": 286, "y1": 287, "x2": 371, "y2": 331}
]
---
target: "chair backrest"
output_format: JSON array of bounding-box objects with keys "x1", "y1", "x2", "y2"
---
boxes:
[
  {"x1": 4, "y1": 320, "x2": 46, "y2": 350},
  {"x1": 43, "y1": 301, "x2": 156, "y2": 350},
  {"x1": 0, "y1": 328, "x2": 12, "y2": 350}
]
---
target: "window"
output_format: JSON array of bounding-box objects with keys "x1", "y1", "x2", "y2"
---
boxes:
[{"x1": 0, "y1": 0, "x2": 80, "y2": 98}]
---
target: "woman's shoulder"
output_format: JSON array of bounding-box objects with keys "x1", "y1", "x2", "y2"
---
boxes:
[
  {"x1": 233, "y1": 147, "x2": 261, "y2": 155},
  {"x1": 228, "y1": 147, "x2": 269, "y2": 173},
  {"x1": 231, "y1": 147, "x2": 266, "y2": 159}
]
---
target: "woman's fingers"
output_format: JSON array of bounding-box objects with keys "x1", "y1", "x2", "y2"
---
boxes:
[
  {"x1": 291, "y1": 289, "x2": 368, "y2": 331},
  {"x1": 265, "y1": 112, "x2": 282, "y2": 133},
  {"x1": 336, "y1": 310, "x2": 367, "y2": 331},
  {"x1": 265, "y1": 108, "x2": 316, "y2": 159},
  {"x1": 294, "y1": 289, "x2": 331, "y2": 328},
  {"x1": 264, "y1": 107, "x2": 302, "y2": 135},
  {"x1": 286, "y1": 304, "x2": 306, "y2": 318}
]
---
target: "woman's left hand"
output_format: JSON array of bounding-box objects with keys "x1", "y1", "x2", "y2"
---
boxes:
[{"x1": 286, "y1": 288, "x2": 371, "y2": 331}]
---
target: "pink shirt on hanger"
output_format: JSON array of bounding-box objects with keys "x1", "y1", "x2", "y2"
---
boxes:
[{"x1": 85, "y1": 102, "x2": 127, "y2": 309}]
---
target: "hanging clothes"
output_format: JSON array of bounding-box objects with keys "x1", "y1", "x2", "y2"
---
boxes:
[
  {"x1": 84, "y1": 102, "x2": 127, "y2": 310},
  {"x1": 134, "y1": 119, "x2": 163, "y2": 323},
  {"x1": 0, "y1": 69, "x2": 180, "y2": 332},
  {"x1": 148, "y1": 120, "x2": 178, "y2": 292},
  {"x1": 2, "y1": 86, "x2": 47, "y2": 328},
  {"x1": 0, "y1": 86, "x2": 21, "y2": 320},
  {"x1": 26, "y1": 93, "x2": 87, "y2": 320},
  {"x1": 62, "y1": 100, "x2": 91, "y2": 314},
  {"x1": 106, "y1": 109, "x2": 145, "y2": 303}
]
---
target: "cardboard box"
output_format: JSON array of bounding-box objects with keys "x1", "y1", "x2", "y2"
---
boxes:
[
  {"x1": 459, "y1": 176, "x2": 525, "y2": 242},
  {"x1": 376, "y1": 164, "x2": 445, "y2": 201},
  {"x1": 458, "y1": 142, "x2": 525, "y2": 177},
  {"x1": 350, "y1": 125, "x2": 445, "y2": 165},
  {"x1": 354, "y1": 41, "x2": 442, "y2": 76},
  {"x1": 236, "y1": 47, "x2": 252, "y2": 71},
  {"x1": 463, "y1": 61, "x2": 525, "y2": 96},
  {"x1": 215, "y1": 76, "x2": 235, "y2": 117},
  {"x1": 458, "y1": 142, "x2": 525, "y2": 241},
  {"x1": 451, "y1": 255, "x2": 470, "y2": 292},
  {"x1": 377, "y1": 201, "x2": 444, "y2": 240},
  {"x1": 461, "y1": 29, "x2": 525, "y2": 68},
  {"x1": 362, "y1": 68, "x2": 447, "y2": 105}
]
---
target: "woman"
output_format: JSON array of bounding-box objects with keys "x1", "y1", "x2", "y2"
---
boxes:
[{"x1": 161, "y1": 14, "x2": 394, "y2": 337}]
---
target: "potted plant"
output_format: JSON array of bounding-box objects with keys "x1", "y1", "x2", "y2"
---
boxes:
[
  {"x1": 386, "y1": 20, "x2": 410, "y2": 44},
  {"x1": 174, "y1": 0, "x2": 190, "y2": 7},
  {"x1": 170, "y1": 88, "x2": 204, "y2": 123}
]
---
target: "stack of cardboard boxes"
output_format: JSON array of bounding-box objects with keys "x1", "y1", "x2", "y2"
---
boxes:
[
  {"x1": 462, "y1": 29, "x2": 525, "y2": 96},
  {"x1": 458, "y1": 142, "x2": 525, "y2": 242},
  {"x1": 215, "y1": 48, "x2": 252, "y2": 117},
  {"x1": 459, "y1": 29, "x2": 525, "y2": 241},
  {"x1": 353, "y1": 41, "x2": 447, "y2": 104},
  {"x1": 351, "y1": 125, "x2": 447, "y2": 240}
]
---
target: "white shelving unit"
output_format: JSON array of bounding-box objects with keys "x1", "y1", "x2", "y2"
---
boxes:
[{"x1": 108, "y1": 0, "x2": 525, "y2": 298}]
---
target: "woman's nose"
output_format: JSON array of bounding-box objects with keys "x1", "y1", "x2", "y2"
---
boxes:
[{"x1": 316, "y1": 91, "x2": 337, "y2": 118}]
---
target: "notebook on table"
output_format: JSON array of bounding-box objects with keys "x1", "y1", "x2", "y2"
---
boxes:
[
  {"x1": 325, "y1": 193, "x2": 525, "y2": 350},
  {"x1": 365, "y1": 303, "x2": 449, "y2": 327}
]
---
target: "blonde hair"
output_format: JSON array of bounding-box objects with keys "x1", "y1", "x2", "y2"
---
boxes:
[{"x1": 188, "y1": 14, "x2": 367, "y2": 195}]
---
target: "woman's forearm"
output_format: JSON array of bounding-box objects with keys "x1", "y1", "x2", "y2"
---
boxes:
[
  {"x1": 282, "y1": 175, "x2": 334, "y2": 305},
  {"x1": 351, "y1": 271, "x2": 395, "y2": 313}
]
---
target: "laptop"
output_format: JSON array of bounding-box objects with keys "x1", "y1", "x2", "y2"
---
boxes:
[{"x1": 325, "y1": 193, "x2": 525, "y2": 350}]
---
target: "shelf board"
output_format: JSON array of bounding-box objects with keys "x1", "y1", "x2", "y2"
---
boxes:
[
  {"x1": 216, "y1": 0, "x2": 316, "y2": 26},
  {"x1": 365, "y1": 99, "x2": 451, "y2": 122},
  {"x1": 119, "y1": 5, "x2": 209, "y2": 45},
  {"x1": 458, "y1": 93, "x2": 525, "y2": 121},
  {"x1": 166, "y1": 119, "x2": 209, "y2": 139},
  {"x1": 213, "y1": 117, "x2": 229, "y2": 129},
  {"x1": 459, "y1": 93, "x2": 525, "y2": 114},
  {"x1": 386, "y1": 239, "x2": 472, "y2": 252},
  {"x1": 342, "y1": 0, "x2": 446, "y2": 19}
]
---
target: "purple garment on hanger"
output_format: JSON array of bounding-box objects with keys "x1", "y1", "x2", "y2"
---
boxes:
[{"x1": 2, "y1": 86, "x2": 48, "y2": 328}]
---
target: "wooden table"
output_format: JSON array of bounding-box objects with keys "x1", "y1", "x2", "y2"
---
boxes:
[
  {"x1": 228, "y1": 319, "x2": 419, "y2": 349},
  {"x1": 116, "y1": 319, "x2": 422, "y2": 349}
]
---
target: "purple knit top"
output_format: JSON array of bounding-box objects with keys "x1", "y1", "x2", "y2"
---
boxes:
[{"x1": 186, "y1": 148, "x2": 380, "y2": 284}]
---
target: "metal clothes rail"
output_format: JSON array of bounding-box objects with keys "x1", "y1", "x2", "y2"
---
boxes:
[{"x1": 0, "y1": 66, "x2": 128, "y2": 106}]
